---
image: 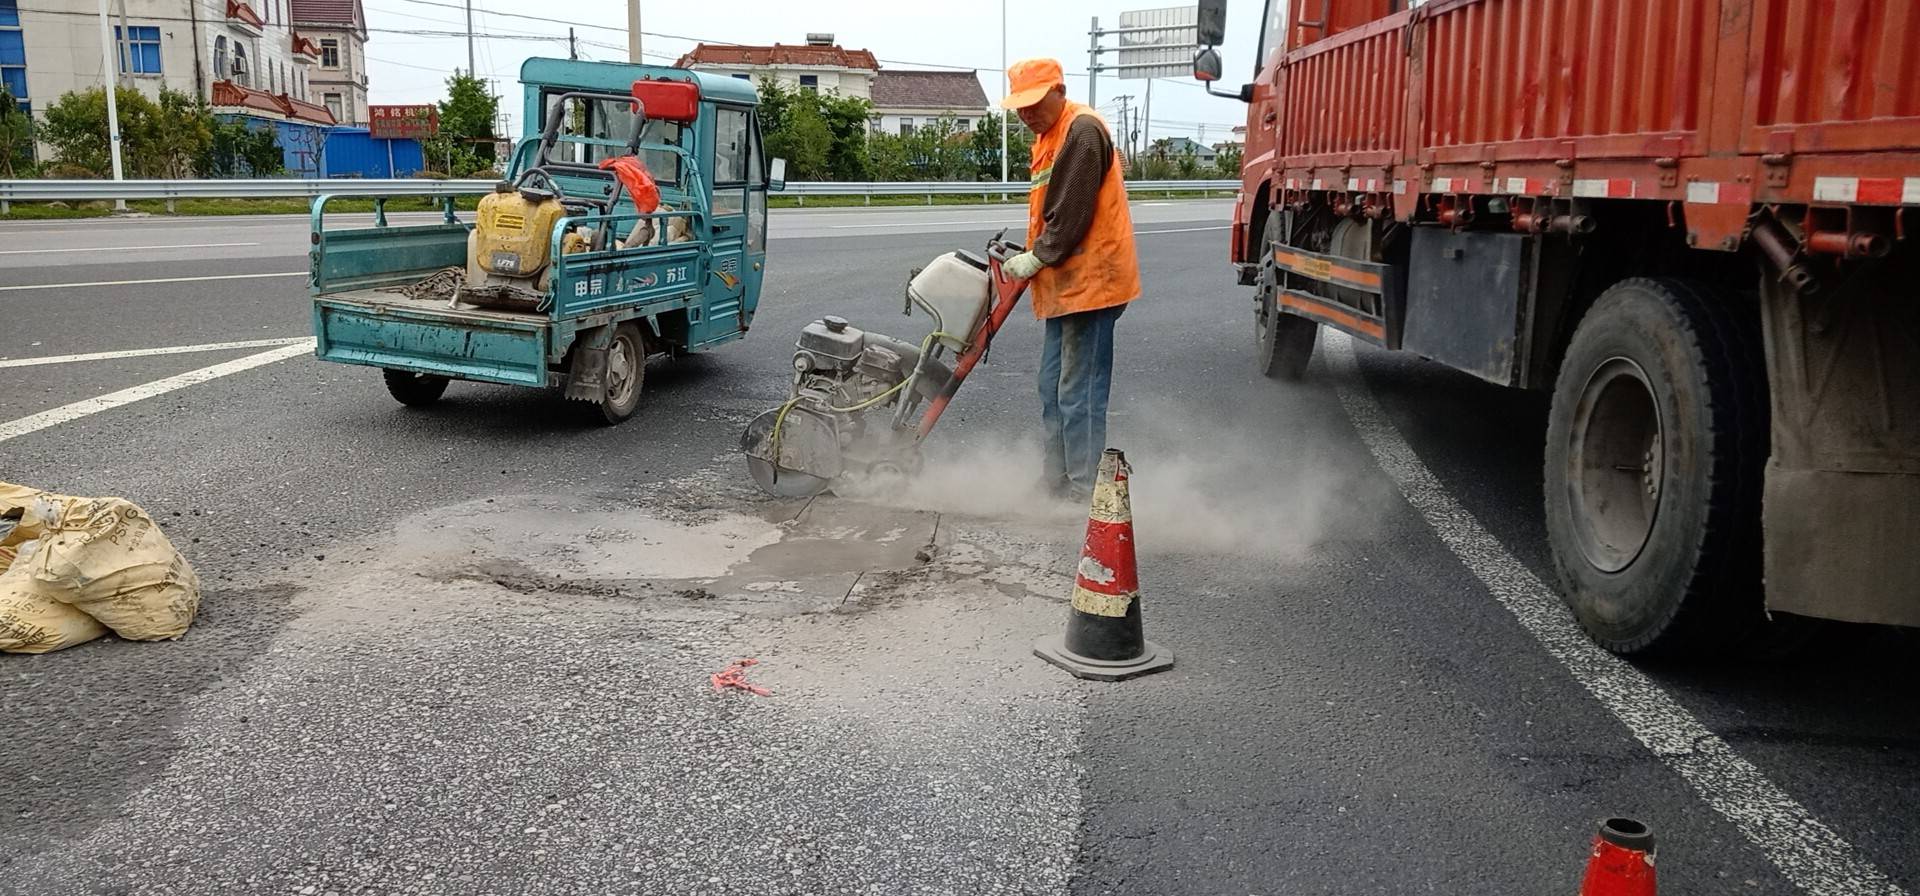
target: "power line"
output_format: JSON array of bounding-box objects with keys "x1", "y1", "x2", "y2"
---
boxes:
[{"x1": 381, "y1": 0, "x2": 1098, "y2": 77}]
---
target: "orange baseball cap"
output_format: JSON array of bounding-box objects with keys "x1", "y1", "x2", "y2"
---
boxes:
[{"x1": 1001, "y1": 58, "x2": 1064, "y2": 109}]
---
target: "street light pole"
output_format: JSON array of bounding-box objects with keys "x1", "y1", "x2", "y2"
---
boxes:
[
  {"x1": 94, "y1": 0, "x2": 125, "y2": 210},
  {"x1": 999, "y1": 0, "x2": 1008, "y2": 184}
]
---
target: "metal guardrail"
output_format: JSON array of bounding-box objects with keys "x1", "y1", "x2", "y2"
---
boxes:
[{"x1": 0, "y1": 178, "x2": 1238, "y2": 213}]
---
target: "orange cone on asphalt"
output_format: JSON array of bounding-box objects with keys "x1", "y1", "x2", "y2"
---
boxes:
[
  {"x1": 1034, "y1": 448, "x2": 1175, "y2": 681},
  {"x1": 1579, "y1": 818, "x2": 1657, "y2": 896}
]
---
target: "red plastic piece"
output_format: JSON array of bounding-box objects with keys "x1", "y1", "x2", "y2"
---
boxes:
[
  {"x1": 710, "y1": 658, "x2": 771, "y2": 697},
  {"x1": 630, "y1": 79, "x2": 701, "y2": 123},
  {"x1": 597, "y1": 156, "x2": 661, "y2": 214}
]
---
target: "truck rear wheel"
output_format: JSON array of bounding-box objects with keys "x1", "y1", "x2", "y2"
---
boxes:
[
  {"x1": 1256, "y1": 213, "x2": 1318, "y2": 380},
  {"x1": 383, "y1": 370, "x2": 450, "y2": 407},
  {"x1": 1544, "y1": 278, "x2": 1768, "y2": 656},
  {"x1": 597, "y1": 323, "x2": 647, "y2": 425}
]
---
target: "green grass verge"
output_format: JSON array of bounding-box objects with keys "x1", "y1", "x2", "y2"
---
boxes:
[{"x1": 0, "y1": 195, "x2": 484, "y2": 220}]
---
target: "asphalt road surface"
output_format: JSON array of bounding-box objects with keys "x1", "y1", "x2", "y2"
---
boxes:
[{"x1": 1, "y1": 200, "x2": 1914, "y2": 896}]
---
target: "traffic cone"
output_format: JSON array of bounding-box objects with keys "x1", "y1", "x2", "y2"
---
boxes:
[
  {"x1": 1579, "y1": 818, "x2": 1657, "y2": 896},
  {"x1": 1034, "y1": 448, "x2": 1175, "y2": 681}
]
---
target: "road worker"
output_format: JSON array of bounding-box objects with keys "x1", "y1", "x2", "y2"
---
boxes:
[{"x1": 1000, "y1": 58, "x2": 1143, "y2": 502}]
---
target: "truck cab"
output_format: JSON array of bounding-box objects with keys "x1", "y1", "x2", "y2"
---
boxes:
[{"x1": 309, "y1": 58, "x2": 779, "y2": 424}]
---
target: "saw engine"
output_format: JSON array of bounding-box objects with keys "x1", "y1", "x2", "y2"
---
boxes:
[{"x1": 742, "y1": 249, "x2": 999, "y2": 497}]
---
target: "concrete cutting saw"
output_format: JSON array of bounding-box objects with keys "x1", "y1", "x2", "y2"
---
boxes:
[{"x1": 741, "y1": 234, "x2": 1032, "y2": 497}]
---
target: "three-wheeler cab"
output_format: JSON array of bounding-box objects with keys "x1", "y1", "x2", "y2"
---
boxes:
[{"x1": 309, "y1": 58, "x2": 781, "y2": 423}]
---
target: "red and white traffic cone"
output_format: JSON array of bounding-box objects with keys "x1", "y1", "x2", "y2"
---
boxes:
[
  {"x1": 1579, "y1": 818, "x2": 1657, "y2": 896},
  {"x1": 1034, "y1": 448, "x2": 1175, "y2": 681}
]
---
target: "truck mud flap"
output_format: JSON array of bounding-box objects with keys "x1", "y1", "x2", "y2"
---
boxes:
[
  {"x1": 314, "y1": 302, "x2": 550, "y2": 387},
  {"x1": 1400, "y1": 229, "x2": 1533, "y2": 387}
]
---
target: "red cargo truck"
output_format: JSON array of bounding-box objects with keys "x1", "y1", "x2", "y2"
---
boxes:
[{"x1": 1194, "y1": 0, "x2": 1919, "y2": 655}]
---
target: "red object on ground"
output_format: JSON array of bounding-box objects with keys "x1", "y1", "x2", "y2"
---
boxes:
[
  {"x1": 1580, "y1": 818, "x2": 1657, "y2": 896},
  {"x1": 710, "y1": 658, "x2": 771, "y2": 697},
  {"x1": 597, "y1": 156, "x2": 661, "y2": 214}
]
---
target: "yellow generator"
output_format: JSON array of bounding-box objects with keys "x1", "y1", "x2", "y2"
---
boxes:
[{"x1": 461, "y1": 182, "x2": 582, "y2": 310}]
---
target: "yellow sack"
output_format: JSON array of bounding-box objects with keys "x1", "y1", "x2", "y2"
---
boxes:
[
  {"x1": 16, "y1": 491, "x2": 200, "y2": 641},
  {"x1": 0, "y1": 538, "x2": 111, "y2": 654}
]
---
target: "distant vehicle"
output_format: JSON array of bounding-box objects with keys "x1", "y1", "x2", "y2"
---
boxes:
[
  {"x1": 1195, "y1": 0, "x2": 1919, "y2": 655},
  {"x1": 309, "y1": 58, "x2": 782, "y2": 424}
]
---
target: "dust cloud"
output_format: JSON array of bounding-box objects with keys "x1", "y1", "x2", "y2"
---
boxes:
[{"x1": 874, "y1": 398, "x2": 1362, "y2": 559}]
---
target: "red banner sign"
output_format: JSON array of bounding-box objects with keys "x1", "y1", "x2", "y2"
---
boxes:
[{"x1": 368, "y1": 105, "x2": 438, "y2": 140}]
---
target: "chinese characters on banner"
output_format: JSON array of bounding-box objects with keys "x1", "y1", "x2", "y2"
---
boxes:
[{"x1": 368, "y1": 105, "x2": 439, "y2": 140}]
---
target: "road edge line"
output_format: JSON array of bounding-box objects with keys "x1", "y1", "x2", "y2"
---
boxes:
[{"x1": 1322, "y1": 331, "x2": 1904, "y2": 896}]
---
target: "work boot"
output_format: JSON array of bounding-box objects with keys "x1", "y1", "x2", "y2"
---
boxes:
[{"x1": 1050, "y1": 476, "x2": 1092, "y2": 507}]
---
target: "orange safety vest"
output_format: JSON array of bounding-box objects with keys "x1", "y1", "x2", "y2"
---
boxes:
[{"x1": 1026, "y1": 103, "x2": 1142, "y2": 320}]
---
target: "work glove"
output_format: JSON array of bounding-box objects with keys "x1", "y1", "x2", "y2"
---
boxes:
[{"x1": 1003, "y1": 251, "x2": 1045, "y2": 280}]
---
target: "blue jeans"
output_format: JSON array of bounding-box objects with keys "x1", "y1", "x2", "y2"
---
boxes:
[{"x1": 1039, "y1": 303, "x2": 1124, "y2": 494}]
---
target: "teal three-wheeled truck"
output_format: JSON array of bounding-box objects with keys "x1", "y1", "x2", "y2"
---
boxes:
[{"x1": 309, "y1": 59, "x2": 780, "y2": 423}]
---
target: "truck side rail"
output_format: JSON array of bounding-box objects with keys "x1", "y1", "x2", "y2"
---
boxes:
[
  {"x1": 309, "y1": 192, "x2": 483, "y2": 295},
  {"x1": 547, "y1": 209, "x2": 712, "y2": 320}
]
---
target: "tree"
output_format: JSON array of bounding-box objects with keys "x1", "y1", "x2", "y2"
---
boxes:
[
  {"x1": 200, "y1": 119, "x2": 284, "y2": 177},
  {"x1": 970, "y1": 114, "x2": 1033, "y2": 182},
  {"x1": 423, "y1": 72, "x2": 499, "y2": 175},
  {"x1": 39, "y1": 86, "x2": 213, "y2": 178},
  {"x1": 755, "y1": 78, "x2": 873, "y2": 181},
  {"x1": 0, "y1": 89, "x2": 32, "y2": 178},
  {"x1": 1213, "y1": 143, "x2": 1243, "y2": 178}
]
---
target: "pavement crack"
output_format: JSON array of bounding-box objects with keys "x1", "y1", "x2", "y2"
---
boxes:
[{"x1": 839, "y1": 571, "x2": 865, "y2": 606}]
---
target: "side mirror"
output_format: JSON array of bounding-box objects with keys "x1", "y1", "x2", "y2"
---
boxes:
[
  {"x1": 1197, "y1": 0, "x2": 1227, "y2": 46},
  {"x1": 1192, "y1": 47, "x2": 1224, "y2": 83},
  {"x1": 768, "y1": 158, "x2": 788, "y2": 192}
]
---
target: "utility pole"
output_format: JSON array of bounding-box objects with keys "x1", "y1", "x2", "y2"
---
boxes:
[
  {"x1": 568, "y1": 27, "x2": 578, "y2": 61},
  {"x1": 1114, "y1": 94, "x2": 1135, "y2": 159},
  {"x1": 999, "y1": 0, "x2": 1008, "y2": 183},
  {"x1": 115, "y1": 0, "x2": 131, "y2": 87},
  {"x1": 627, "y1": 0, "x2": 642, "y2": 62},
  {"x1": 463, "y1": 0, "x2": 474, "y2": 79},
  {"x1": 1142, "y1": 78, "x2": 1153, "y2": 159},
  {"x1": 94, "y1": 0, "x2": 125, "y2": 209}
]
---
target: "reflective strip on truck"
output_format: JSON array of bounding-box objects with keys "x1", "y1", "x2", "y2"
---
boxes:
[{"x1": 1813, "y1": 177, "x2": 1917, "y2": 205}]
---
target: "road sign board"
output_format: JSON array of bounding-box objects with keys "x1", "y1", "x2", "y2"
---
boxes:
[
  {"x1": 369, "y1": 105, "x2": 439, "y2": 140},
  {"x1": 1117, "y1": 6, "x2": 1200, "y2": 80}
]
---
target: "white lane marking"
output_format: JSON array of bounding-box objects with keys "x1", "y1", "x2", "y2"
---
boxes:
[
  {"x1": 0, "y1": 337, "x2": 310, "y2": 368},
  {"x1": 0, "y1": 340, "x2": 314, "y2": 444},
  {"x1": 827, "y1": 219, "x2": 1029, "y2": 229},
  {"x1": 0, "y1": 271, "x2": 304, "y2": 293},
  {"x1": 1323, "y1": 332, "x2": 1905, "y2": 896},
  {"x1": 1135, "y1": 226, "x2": 1231, "y2": 235},
  {"x1": 0, "y1": 241, "x2": 259, "y2": 255}
]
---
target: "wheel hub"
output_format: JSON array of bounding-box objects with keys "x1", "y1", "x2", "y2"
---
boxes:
[{"x1": 1568, "y1": 357, "x2": 1665, "y2": 573}]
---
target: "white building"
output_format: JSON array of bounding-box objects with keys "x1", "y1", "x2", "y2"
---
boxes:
[
  {"x1": 676, "y1": 33, "x2": 877, "y2": 101},
  {"x1": 290, "y1": 0, "x2": 364, "y2": 125},
  {"x1": 868, "y1": 69, "x2": 989, "y2": 137},
  {"x1": 4, "y1": 0, "x2": 334, "y2": 134}
]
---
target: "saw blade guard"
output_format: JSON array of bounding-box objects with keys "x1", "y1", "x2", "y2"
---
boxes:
[{"x1": 741, "y1": 405, "x2": 842, "y2": 498}]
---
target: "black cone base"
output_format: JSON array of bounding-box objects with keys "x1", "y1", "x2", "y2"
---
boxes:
[{"x1": 1033, "y1": 634, "x2": 1174, "y2": 682}]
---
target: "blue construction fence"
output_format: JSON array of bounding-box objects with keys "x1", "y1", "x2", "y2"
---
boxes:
[{"x1": 219, "y1": 116, "x2": 426, "y2": 179}]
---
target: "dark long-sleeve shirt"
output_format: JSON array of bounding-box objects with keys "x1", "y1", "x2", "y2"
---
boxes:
[{"x1": 1031, "y1": 116, "x2": 1114, "y2": 267}]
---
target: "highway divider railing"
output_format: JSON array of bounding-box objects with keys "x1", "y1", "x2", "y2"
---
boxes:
[{"x1": 0, "y1": 178, "x2": 1238, "y2": 213}]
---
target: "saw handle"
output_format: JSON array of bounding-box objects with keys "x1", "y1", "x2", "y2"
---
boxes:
[{"x1": 915, "y1": 239, "x2": 1034, "y2": 439}]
